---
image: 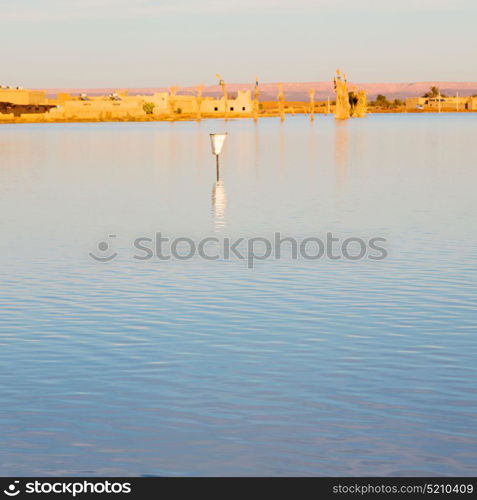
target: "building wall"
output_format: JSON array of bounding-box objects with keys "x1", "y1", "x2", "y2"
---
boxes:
[
  {"x1": 201, "y1": 96, "x2": 226, "y2": 114},
  {"x1": 0, "y1": 89, "x2": 48, "y2": 105},
  {"x1": 467, "y1": 97, "x2": 477, "y2": 110},
  {"x1": 201, "y1": 90, "x2": 252, "y2": 115},
  {"x1": 0, "y1": 113, "x2": 15, "y2": 122},
  {"x1": 47, "y1": 96, "x2": 146, "y2": 120},
  {"x1": 138, "y1": 92, "x2": 169, "y2": 114},
  {"x1": 406, "y1": 95, "x2": 476, "y2": 111},
  {"x1": 170, "y1": 95, "x2": 197, "y2": 114},
  {"x1": 425, "y1": 96, "x2": 468, "y2": 110},
  {"x1": 405, "y1": 97, "x2": 426, "y2": 110},
  {"x1": 151, "y1": 89, "x2": 253, "y2": 116},
  {"x1": 232, "y1": 90, "x2": 252, "y2": 113}
]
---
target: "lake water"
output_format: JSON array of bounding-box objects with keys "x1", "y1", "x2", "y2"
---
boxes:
[{"x1": 0, "y1": 114, "x2": 476, "y2": 476}]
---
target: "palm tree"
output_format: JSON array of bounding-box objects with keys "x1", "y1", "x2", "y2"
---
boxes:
[{"x1": 422, "y1": 86, "x2": 446, "y2": 98}]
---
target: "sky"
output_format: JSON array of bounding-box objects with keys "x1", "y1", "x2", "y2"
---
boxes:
[{"x1": 2, "y1": 0, "x2": 477, "y2": 88}]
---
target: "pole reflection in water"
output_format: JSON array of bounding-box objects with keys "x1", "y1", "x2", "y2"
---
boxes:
[{"x1": 211, "y1": 180, "x2": 227, "y2": 231}]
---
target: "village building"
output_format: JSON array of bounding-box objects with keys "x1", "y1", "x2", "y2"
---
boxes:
[
  {"x1": 406, "y1": 96, "x2": 477, "y2": 111},
  {"x1": 0, "y1": 86, "x2": 253, "y2": 122},
  {"x1": 0, "y1": 87, "x2": 56, "y2": 118}
]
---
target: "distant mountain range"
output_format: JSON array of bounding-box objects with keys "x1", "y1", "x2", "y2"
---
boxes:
[{"x1": 42, "y1": 82, "x2": 477, "y2": 100}]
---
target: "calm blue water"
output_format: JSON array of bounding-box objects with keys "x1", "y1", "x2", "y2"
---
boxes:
[{"x1": 0, "y1": 114, "x2": 476, "y2": 476}]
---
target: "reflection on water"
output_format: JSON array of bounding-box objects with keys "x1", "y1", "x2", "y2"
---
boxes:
[
  {"x1": 211, "y1": 180, "x2": 227, "y2": 231},
  {"x1": 0, "y1": 115, "x2": 477, "y2": 476},
  {"x1": 334, "y1": 120, "x2": 348, "y2": 195}
]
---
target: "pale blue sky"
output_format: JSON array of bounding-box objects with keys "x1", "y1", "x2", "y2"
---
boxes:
[{"x1": 2, "y1": 0, "x2": 476, "y2": 87}]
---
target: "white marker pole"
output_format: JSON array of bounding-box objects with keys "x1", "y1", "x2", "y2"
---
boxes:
[{"x1": 210, "y1": 133, "x2": 227, "y2": 180}]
